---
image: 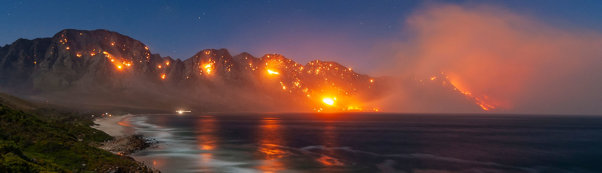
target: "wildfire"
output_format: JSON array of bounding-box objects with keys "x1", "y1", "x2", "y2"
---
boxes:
[
  {"x1": 267, "y1": 69, "x2": 280, "y2": 75},
  {"x1": 202, "y1": 63, "x2": 214, "y2": 74},
  {"x1": 346, "y1": 106, "x2": 362, "y2": 111},
  {"x1": 101, "y1": 51, "x2": 133, "y2": 71},
  {"x1": 322, "y1": 97, "x2": 336, "y2": 106},
  {"x1": 445, "y1": 75, "x2": 497, "y2": 111},
  {"x1": 165, "y1": 52, "x2": 383, "y2": 112}
]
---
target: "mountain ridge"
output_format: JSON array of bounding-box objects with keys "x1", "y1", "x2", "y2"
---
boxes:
[{"x1": 0, "y1": 29, "x2": 387, "y2": 113}]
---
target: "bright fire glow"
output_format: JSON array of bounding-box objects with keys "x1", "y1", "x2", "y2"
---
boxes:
[
  {"x1": 203, "y1": 63, "x2": 214, "y2": 74},
  {"x1": 267, "y1": 69, "x2": 280, "y2": 75},
  {"x1": 322, "y1": 97, "x2": 335, "y2": 106},
  {"x1": 161, "y1": 73, "x2": 166, "y2": 80},
  {"x1": 447, "y1": 76, "x2": 496, "y2": 111},
  {"x1": 347, "y1": 106, "x2": 362, "y2": 111}
]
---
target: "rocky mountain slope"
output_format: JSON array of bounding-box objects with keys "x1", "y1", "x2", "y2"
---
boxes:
[{"x1": 0, "y1": 29, "x2": 389, "y2": 113}]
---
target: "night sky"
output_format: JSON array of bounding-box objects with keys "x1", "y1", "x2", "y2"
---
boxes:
[{"x1": 2, "y1": 0, "x2": 602, "y2": 74}]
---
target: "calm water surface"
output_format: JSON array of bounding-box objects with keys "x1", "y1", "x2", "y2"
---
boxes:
[{"x1": 122, "y1": 113, "x2": 602, "y2": 173}]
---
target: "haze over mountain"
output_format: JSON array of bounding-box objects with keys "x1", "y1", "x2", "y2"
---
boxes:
[{"x1": 0, "y1": 29, "x2": 486, "y2": 113}]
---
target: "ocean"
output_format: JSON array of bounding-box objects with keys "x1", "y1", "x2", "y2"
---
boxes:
[{"x1": 122, "y1": 113, "x2": 602, "y2": 173}]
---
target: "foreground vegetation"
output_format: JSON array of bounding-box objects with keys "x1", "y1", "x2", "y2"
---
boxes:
[{"x1": 0, "y1": 93, "x2": 153, "y2": 172}]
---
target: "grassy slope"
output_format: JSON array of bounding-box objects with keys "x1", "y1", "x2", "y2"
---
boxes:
[{"x1": 0, "y1": 93, "x2": 153, "y2": 172}]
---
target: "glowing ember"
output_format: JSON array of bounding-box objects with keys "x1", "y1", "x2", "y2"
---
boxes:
[
  {"x1": 346, "y1": 106, "x2": 362, "y2": 111},
  {"x1": 161, "y1": 73, "x2": 166, "y2": 80},
  {"x1": 157, "y1": 65, "x2": 162, "y2": 69},
  {"x1": 267, "y1": 69, "x2": 280, "y2": 75},
  {"x1": 116, "y1": 65, "x2": 123, "y2": 70},
  {"x1": 202, "y1": 63, "x2": 214, "y2": 74},
  {"x1": 322, "y1": 97, "x2": 335, "y2": 106},
  {"x1": 76, "y1": 53, "x2": 82, "y2": 57}
]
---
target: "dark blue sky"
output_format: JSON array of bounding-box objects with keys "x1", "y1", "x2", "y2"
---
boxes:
[{"x1": 2, "y1": 0, "x2": 602, "y2": 74}]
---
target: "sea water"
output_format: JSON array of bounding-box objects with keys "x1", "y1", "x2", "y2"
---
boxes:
[{"x1": 123, "y1": 113, "x2": 602, "y2": 173}]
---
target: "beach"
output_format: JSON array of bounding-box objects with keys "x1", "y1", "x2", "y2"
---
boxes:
[
  {"x1": 92, "y1": 114, "x2": 154, "y2": 156},
  {"x1": 92, "y1": 114, "x2": 136, "y2": 137}
]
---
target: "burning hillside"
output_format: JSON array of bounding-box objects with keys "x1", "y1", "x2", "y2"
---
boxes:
[
  {"x1": 0, "y1": 29, "x2": 393, "y2": 113},
  {"x1": 426, "y1": 73, "x2": 498, "y2": 111}
]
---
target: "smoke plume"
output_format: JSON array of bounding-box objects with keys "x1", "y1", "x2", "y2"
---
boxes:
[{"x1": 384, "y1": 4, "x2": 602, "y2": 114}]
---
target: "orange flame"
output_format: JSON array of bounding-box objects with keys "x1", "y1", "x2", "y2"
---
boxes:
[
  {"x1": 322, "y1": 97, "x2": 335, "y2": 106},
  {"x1": 202, "y1": 63, "x2": 214, "y2": 74},
  {"x1": 447, "y1": 76, "x2": 496, "y2": 111},
  {"x1": 267, "y1": 69, "x2": 280, "y2": 75}
]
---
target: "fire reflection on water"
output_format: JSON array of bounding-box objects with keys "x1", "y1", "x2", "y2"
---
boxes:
[
  {"x1": 195, "y1": 116, "x2": 219, "y2": 170},
  {"x1": 317, "y1": 124, "x2": 344, "y2": 166},
  {"x1": 256, "y1": 118, "x2": 287, "y2": 172}
]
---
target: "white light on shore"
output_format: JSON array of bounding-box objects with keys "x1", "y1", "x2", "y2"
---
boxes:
[{"x1": 176, "y1": 110, "x2": 191, "y2": 114}]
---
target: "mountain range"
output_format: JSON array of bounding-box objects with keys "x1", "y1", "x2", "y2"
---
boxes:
[
  {"x1": 0, "y1": 29, "x2": 395, "y2": 113},
  {"x1": 0, "y1": 29, "x2": 488, "y2": 113}
]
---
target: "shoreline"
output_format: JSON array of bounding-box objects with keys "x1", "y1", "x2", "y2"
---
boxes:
[
  {"x1": 92, "y1": 114, "x2": 136, "y2": 137},
  {"x1": 92, "y1": 114, "x2": 157, "y2": 155},
  {"x1": 92, "y1": 114, "x2": 160, "y2": 172}
]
